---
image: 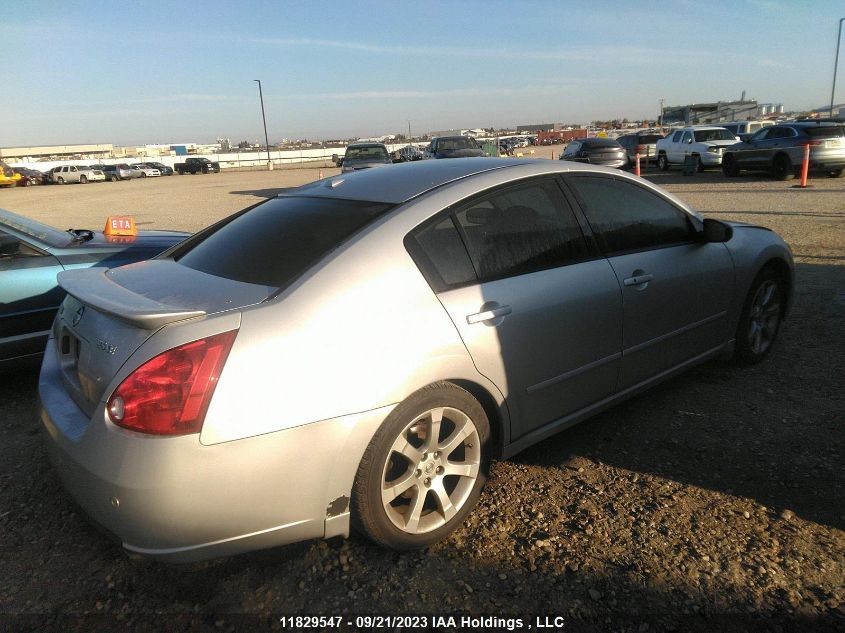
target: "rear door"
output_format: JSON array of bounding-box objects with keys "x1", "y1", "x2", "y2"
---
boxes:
[
  {"x1": 408, "y1": 177, "x2": 623, "y2": 441},
  {"x1": 565, "y1": 174, "x2": 733, "y2": 389}
]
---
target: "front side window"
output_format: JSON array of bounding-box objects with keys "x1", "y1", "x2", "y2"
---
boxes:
[
  {"x1": 672, "y1": 131, "x2": 683, "y2": 142},
  {"x1": 567, "y1": 176, "x2": 695, "y2": 254},
  {"x1": 694, "y1": 129, "x2": 737, "y2": 142},
  {"x1": 452, "y1": 179, "x2": 589, "y2": 280},
  {"x1": 681, "y1": 132, "x2": 693, "y2": 144},
  {"x1": 175, "y1": 196, "x2": 394, "y2": 289}
]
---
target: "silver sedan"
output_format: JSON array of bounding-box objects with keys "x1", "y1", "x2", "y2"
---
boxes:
[{"x1": 39, "y1": 158, "x2": 793, "y2": 561}]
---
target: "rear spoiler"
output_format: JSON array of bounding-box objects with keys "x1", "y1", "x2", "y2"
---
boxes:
[{"x1": 58, "y1": 268, "x2": 206, "y2": 329}]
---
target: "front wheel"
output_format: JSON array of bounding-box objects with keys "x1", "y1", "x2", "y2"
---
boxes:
[
  {"x1": 722, "y1": 155, "x2": 740, "y2": 177},
  {"x1": 657, "y1": 154, "x2": 669, "y2": 171},
  {"x1": 828, "y1": 168, "x2": 843, "y2": 178},
  {"x1": 352, "y1": 383, "x2": 490, "y2": 550},
  {"x1": 80, "y1": 175, "x2": 88, "y2": 184},
  {"x1": 735, "y1": 268, "x2": 785, "y2": 365},
  {"x1": 57, "y1": 177, "x2": 65, "y2": 184}
]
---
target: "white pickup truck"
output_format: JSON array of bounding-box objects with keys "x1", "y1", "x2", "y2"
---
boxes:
[{"x1": 656, "y1": 126, "x2": 739, "y2": 171}]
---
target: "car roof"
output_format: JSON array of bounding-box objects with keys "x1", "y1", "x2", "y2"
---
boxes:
[
  {"x1": 284, "y1": 157, "x2": 698, "y2": 209},
  {"x1": 347, "y1": 143, "x2": 387, "y2": 148}
]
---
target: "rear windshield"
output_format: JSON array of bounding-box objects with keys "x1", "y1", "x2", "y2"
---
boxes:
[
  {"x1": 438, "y1": 137, "x2": 480, "y2": 150},
  {"x1": 584, "y1": 138, "x2": 621, "y2": 147},
  {"x1": 346, "y1": 146, "x2": 389, "y2": 160},
  {"x1": 638, "y1": 134, "x2": 663, "y2": 144},
  {"x1": 694, "y1": 129, "x2": 736, "y2": 142},
  {"x1": 176, "y1": 196, "x2": 394, "y2": 289},
  {"x1": 803, "y1": 126, "x2": 845, "y2": 138}
]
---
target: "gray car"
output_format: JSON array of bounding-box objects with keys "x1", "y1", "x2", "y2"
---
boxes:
[
  {"x1": 39, "y1": 159, "x2": 793, "y2": 561},
  {"x1": 336, "y1": 143, "x2": 393, "y2": 173}
]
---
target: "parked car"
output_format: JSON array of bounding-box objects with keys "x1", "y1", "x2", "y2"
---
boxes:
[
  {"x1": 720, "y1": 120, "x2": 773, "y2": 140},
  {"x1": 90, "y1": 163, "x2": 134, "y2": 181},
  {"x1": 425, "y1": 136, "x2": 486, "y2": 159},
  {"x1": 656, "y1": 126, "x2": 740, "y2": 171},
  {"x1": 0, "y1": 208, "x2": 188, "y2": 365},
  {"x1": 560, "y1": 137, "x2": 627, "y2": 168},
  {"x1": 39, "y1": 158, "x2": 792, "y2": 561},
  {"x1": 0, "y1": 161, "x2": 22, "y2": 187},
  {"x1": 50, "y1": 165, "x2": 106, "y2": 184},
  {"x1": 616, "y1": 131, "x2": 664, "y2": 167},
  {"x1": 174, "y1": 157, "x2": 220, "y2": 174},
  {"x1": 141, "y1": 161, "x2": 174, "y2": 176},
  {"x1": 11, "y1": 167, "x2": 46, "y2": 186},
  {"x1": 721, "y1": 122, "x2": 845, "y2": 180},
  {"x1": 129, "y1": 164, "x2": 161, "y2": 177},
  {"x1": 334, "y1": 143, "x2": 393, "y2": 173},
  {"x1": 393, "y1": 146, "x2": 425, "y2": 163}
]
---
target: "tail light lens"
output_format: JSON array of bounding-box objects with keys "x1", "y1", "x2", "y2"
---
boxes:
[
  {"x1": 806, "y1": 140, "x2": 822, "y2": 146},
  {"x1": 635, "y1": 145, "x2": 646, "y2": 151},
  {"x1": 106, "y1": 330, "x2": 237, "y2": 435}
]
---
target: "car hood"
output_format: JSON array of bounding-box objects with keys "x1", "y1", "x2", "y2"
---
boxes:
[{"x1": 702, "y1": 139, "x2": 740, "y2": 148}]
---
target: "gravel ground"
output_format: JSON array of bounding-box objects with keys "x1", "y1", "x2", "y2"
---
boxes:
[{"x1": 0, "y1": 163, "x2": 843, "y2": 632}]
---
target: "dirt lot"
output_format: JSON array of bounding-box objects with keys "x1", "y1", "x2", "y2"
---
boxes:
[{"x1": 0, "y1": 163, "x2": 843, "y2": 632}]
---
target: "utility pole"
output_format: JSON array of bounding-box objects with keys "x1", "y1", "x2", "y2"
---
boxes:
[
  {"x1": 659, "y1": 98, "x2": 665, "y2": 127},
  {"x1": 831, "y1": 18, "x2": 845, "y2": 118},
  {"x1": 254, "y1": 79, "x2": 272, "y2": 170}
]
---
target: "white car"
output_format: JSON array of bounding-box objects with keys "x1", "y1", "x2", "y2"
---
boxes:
[
  {"x1": 50, "y1": 165, "x2": 106, "y2": 184},
  {"x1": 656, "y1": 126, "x2": 739, "y2": 171},
  {"x1": 129, "y1": 164, "x2": 161, "y2": 177}
]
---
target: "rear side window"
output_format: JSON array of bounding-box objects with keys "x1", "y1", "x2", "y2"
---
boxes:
[
  {"x1": 453, "y1": 179, "x2": 589, "y2": 280},
  {"x1": 405, "y1": 217, "x2": 476, "y2": 292},
  {"x1": 567, "y1": 176, "x2": 694, "y2": 254},
  {"x1": 803, "y1": 126, "x2": 845, "y2": 138},
  {"x1": 176, "y1": 196, "x2": 393, "y2": 289}
]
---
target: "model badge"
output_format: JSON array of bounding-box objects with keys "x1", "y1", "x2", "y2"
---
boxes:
[
  {"x1": 97, "y1": 339, "x2": 118, "y2": 355},
  {"x1": 71, "y1": 305, "x2": 85, "y2": 327}
]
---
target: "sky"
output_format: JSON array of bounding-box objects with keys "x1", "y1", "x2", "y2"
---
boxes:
[{"x1": 4, "y1": 0, "x2": 844, "y2": 147}]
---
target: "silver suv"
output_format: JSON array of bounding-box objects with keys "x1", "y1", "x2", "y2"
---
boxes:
[{"x1": 50, "y1": 165, "x2": 106, "y2": 184}]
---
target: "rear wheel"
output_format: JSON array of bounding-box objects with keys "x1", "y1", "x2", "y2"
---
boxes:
[
  {"x1": 657, "y1": 154, "x2": 669, "y2": 171},
  {"x1": 352, "y1": 383, "x2": 490, "y2": 550},
  {"x1": 735, "y1": 267, "x2": 785, "y2": 365},
  {"x1": 828, "y1": 168, "x2": 843, "y2": 178},
  {"x1": 110, "y1": 174, "x2": 118, "y2": 182},
  {"x1": 722, "y1": 155, "x2": 740, "y2": 177},
  {"x1": 24, "y1": 179, "x2": 32, "y2": 186},
  {"x1": 772, "y1": 155, "x2": 794, "y2": 181}
]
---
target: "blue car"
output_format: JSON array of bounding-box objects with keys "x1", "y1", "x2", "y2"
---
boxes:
[{"x1": 0, "y1": 209, "x2": 188, "y2": 365}]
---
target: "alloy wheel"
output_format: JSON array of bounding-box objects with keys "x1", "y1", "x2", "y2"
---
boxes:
[{"x1": 747, "y1": 280, "x2": 781, "y2": 355}]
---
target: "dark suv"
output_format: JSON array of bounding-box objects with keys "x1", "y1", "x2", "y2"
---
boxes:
[
  {"x1": 721, "y1": 122, "x2": 845, "y2": 180},
  {"x1": 616, "y1": 131, "x2": 664, "y2": 167}
]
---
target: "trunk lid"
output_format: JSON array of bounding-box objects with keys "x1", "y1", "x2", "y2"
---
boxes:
[{"x1": 54, "y1": 259, "x2": 275, "y2": 415}]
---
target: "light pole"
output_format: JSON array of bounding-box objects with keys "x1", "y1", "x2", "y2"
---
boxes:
[
  {"x1": 831, "y1": 18, "x2": 845, "y2": 118},
  {"x1": 254, "y1": 79, "x2": 272, "y2": 170}
]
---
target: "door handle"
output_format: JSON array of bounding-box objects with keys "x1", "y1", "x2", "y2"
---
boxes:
[
  {"x1": 623, "y1": 273, "x2": 654, "y2": 287},
  {"x1": 466, "y1": 305, "x2": 512, "y2": 324}
]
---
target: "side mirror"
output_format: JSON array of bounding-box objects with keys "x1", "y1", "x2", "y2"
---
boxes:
[
  {"x1": 331, "y1": 153, "x2": 339, "y2": 165},
  {"x1": 701, "y1": 218, "x2": 733, "y2": 243},
  {"x1": 685, "y1": 138, "x2": 693, "y2": 144}
]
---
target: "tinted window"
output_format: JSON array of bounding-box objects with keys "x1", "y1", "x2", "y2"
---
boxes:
[
  {"x1": 567, "y1": 176, "x2": 695, "y2": 254},
  {"x1": 672, "y1": 131, "x2": 683, "y2": 142},
  {"x1": 406, "y1": 216, "x2": 476, "y2": 291},
  {"x1": 638, "y1": 134, "x2": 663, "y2": 144},
  {"x1": 803, "y1": 125, "x2": 845, "y2": 138},
  {"x1": 693, "y1": 129, "x2": 736, "y2": 142},
  {"x1": 176, "y1": 196, "x2": 394, "y2": 289},
  {"x1": 681, "y1": 132, "x2": 693, "y2": 143},
  {"x1": 453, "y1": 179, "x2": 589, "y2": 280}
]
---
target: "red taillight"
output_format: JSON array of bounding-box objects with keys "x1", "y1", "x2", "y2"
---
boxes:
[
  {"x1": 806, "y1": 140, "x2": 822, "y2": 146},
  {"x1": 635, "y1": 144, "x2": 647, "y2": 151},
  {"x1": 106, "y1": 330, "x2": 238, "y2": 435}
]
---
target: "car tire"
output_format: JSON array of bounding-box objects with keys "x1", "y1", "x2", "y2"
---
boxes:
[
  {"x1": 57, "y1": 177, "x2": 64, "y2": 184},
  {"x1": 351, "y1": 382, "x2": 490, "y2": 550},
  {"x1": 772, "y1": 155, "x2": 794, "y2": 181},
  {"x1": 722, "y1": 155, "x2": 740, "y2": 177},
  {"x1": 110, "y1": 174, "x2": 118, "y2": 182},
  {"x1": 657, "y1": 154, "x2": 669, "y2": 171},
  {"x1": 24, "y1": 179, "x2": 32, "y2": 186},
  {"x1": 695, "y1": 155, "x2": 705, "y2": 173},
  {"x1": 80, "y1": 175, "x2": 88, "y2": 184},
  {"x1": 734, "y1": 266, "x2": 786, "y2": 365},
  {"x1": 827, "y1": 168, "x2": 843, "y2": 178}
]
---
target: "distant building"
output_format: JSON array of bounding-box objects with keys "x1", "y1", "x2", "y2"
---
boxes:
[
  {"x1": 662, "y1": 100, "x2": 760, "y2": 125},
  {"x1": 0, "y1": 144, "x2": 114, "y2": 162}
]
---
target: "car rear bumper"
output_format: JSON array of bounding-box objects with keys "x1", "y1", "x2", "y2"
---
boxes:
[{"x1": 39, "y1": 336, "x2": 392, "y2": 562}]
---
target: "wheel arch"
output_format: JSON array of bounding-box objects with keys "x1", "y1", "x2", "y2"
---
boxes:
[
  {"x1": 757, "y1": 257, "x2": 793, "y2": 317},
  {"x1": 446, "y1": 378, "x2": 508, "y2": 459}
]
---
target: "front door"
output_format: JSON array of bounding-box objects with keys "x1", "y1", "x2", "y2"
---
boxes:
[{"x1": 565, "y1": 174, "x2": 733, "y2": 389}]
